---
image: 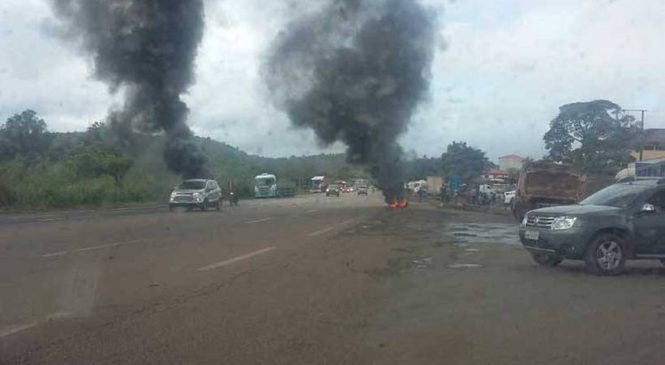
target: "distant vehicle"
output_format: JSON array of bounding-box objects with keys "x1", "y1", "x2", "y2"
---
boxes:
[
  {"x1": 407, "y1": 180, "x2": 427, "y2": 193},
  {"x1": 357, "y1": 186, "x2": 368, "y2": 195},
  {"x1": 512, "y1": 162, "x2": 613, "y2": 221},
  {"x1": 228, "y1": 191, "x2": 239, "y2": 206},
  {"x1": 326, "y1": 185, "x2": 340, "y2": 197},
  {"x1": 169, "y1": 179, "x2": 222, "y2": 211},
  {"x1": 310, "y1": 176, "x2": 327, "y2": 193},
  {"x1": 520, "y1": 177, "x2": 665, "y2": 275},
  {"x1": 254, "y1": 173, "x2": 295, "y2": 198},
  {"x1": 504, "y1": 190, "x2": 516, "y2": 205}
]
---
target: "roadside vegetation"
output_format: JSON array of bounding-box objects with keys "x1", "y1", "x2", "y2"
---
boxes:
[{"x1": 0, "y1": 110, "x2": 369, "y2": 210}]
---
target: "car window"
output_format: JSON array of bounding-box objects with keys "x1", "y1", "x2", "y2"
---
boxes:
[{"x1": 580, "y1": 184, "x2": 649, "y2": 208}]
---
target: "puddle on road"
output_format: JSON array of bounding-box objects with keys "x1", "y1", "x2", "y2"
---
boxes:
[{"x1": 443, "y1": 223, "x2": 519, "y2": 245}]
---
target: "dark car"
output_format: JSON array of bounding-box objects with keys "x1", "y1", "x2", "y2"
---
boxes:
[
  {"x1": 169, "y1": 179, "x2": 222, "y2": 211},
  {"x1": 326, "y1": 185, "x2": 340, "y2": 197},
  {"x1": 519, "y1": 178, "x2": 665, "y2": 275}
]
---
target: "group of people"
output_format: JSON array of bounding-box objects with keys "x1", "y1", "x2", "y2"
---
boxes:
[{"x1": 439, "y1": 184, "x2": 498, "y2": 206}]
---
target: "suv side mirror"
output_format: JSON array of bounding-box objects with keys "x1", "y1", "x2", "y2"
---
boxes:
[{"x1": 642, "y1": 203, "x2": 656, "y2": 213}]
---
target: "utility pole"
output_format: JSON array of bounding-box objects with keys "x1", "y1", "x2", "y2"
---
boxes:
[{"x1": 622, "y1": 109, "x2": 647, "y2": 161}]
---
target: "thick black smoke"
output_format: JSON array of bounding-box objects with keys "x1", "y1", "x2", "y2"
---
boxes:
[
  {"x1": 265, "y1": 0, "x2": 436, "y2": 202},
  {"x1": 50, "y1": 0, "x2": 207, "y2": 178}
]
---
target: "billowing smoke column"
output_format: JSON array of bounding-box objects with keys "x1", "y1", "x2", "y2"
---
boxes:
[
  {"x1": 265, "y1": 0, "x2": 436, "y2": 202},
  {"x1": 50, "y1": 0, "x2": 207, "y2": 178}
]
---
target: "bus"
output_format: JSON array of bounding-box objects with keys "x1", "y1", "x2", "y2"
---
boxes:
[
  {"x1": 254, "y1": 173, "x2": 278, "y2": 198},
  {"x1": 310, "y1": 176, "x2": 327, "y2": 193}
]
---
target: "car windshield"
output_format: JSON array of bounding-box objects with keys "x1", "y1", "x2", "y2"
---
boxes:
[
  {"x1": 580, "y1": 184, "x2": 649, "y2": 208},
  {"x1": 178, "y1": 181, "x2": 206, "y2": 190},
  {"x1": 256, "y1": 178, "x2": 275, "y2": 186}
]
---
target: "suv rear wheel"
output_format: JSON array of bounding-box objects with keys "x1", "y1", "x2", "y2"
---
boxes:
[
  {"x1": 531, "y1": 253, "x2": 563, "y2": 267},
  {"x1": 584, "y1": 233, "x2": 626, "y2": 275}
]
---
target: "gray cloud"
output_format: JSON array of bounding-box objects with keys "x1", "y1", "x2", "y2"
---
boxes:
[{"x1": 2, "y1": 0, "x2": 665, "y2": 163}]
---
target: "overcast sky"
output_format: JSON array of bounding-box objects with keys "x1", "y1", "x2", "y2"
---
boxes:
[{"x1": 1, "y1": 0, "x2": 664, "y2": 162}]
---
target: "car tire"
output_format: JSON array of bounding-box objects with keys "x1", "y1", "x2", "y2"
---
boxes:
[
  {"x1": 531, "y1": 253, "x2": 563, "y2": 267},
  {"x1": 215, "y1": 200, "x2": 220, "y2": 211},
  {"x1": 584, "y1": 233, "x2": 626, "y2": 276},
  {"x1": 201, "y1": 200, "x2": 207, "y2": 211}
]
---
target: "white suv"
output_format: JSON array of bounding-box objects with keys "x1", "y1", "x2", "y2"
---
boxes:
[{"x1": 169, "y1": 179, "x2": 222, "y2": 211}]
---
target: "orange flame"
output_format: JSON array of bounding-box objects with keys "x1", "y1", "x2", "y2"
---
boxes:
[{"x1": 388, "y1": 198, "x2": 408, "y2": 209}]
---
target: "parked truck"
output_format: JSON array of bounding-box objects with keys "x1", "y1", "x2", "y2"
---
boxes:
[{"x1": 511, "y1": 162, "x2": 614, "y2": 220}]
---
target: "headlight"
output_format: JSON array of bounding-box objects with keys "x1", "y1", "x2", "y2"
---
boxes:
[
  {"x1": 170, "y1": 192, "x2": 177, "y2": 199},
  {"x1": 521, "y1": 215, "x2": 528, "y2": 227},
  {"x1": 193, "y1": 192, "x2": 202, "y2": 201},
  {"x1": 551, "y1": 216, "x2": 577, "y2": 230}
]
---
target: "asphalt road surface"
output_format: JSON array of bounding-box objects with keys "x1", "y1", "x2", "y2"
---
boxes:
[{"x1": 3, "y1": 193, "x2": 665, "y2": 364}]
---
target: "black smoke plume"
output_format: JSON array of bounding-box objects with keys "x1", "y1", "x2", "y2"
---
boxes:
[
  {"x1": 50, "y1": 0, "x2": 207, "y2": 178},
  {"x1": 265, "y1": 0, "x2": 436, "y2": 202}
]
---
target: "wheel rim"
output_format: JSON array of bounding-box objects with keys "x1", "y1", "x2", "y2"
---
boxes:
[{"x1": 595, "y1": 240, "x2": 622, "y2": 271}]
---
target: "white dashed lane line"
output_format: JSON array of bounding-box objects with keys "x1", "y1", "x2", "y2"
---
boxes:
[
  {"x1": 244, "y1": 218, "x2": 273, "y2": 224},
  {"x1": 197, "y1": 247, "x2": 276, "y2": 272},
  {"x1": 41, "y1": 239, "x2": 144, "y2": 258},
  {"x1": 307, "y1": 227, "x2": 335, "y2": 237}
]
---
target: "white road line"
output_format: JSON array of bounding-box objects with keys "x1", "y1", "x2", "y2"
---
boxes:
[
  {"x1": 448, "y1": 263, "x2": 482, "y2": 269},
  {"x1": 339, "y1": 219, "x2": 355, "y2": 226},
  {"x1": 197, "y1": 247, "x2": 276, "y2": 272},
  {"x1": 42, "y1": 251, "x2": 68, "y2": 258},
  {"x1": 75, "y1": 239, "x2": 143, "y2": 253},
  {"x1": 244, "y1": 218, "x2": 273, "y2": 224},
  {"x1": 307, "y1": 227, "x2": 334, "y2": 237},
  {"x1": 306, "y1": 209, "x2": 319, "y2": 213},
  {"x1": 0, "y1": 312, "x2": 69, "y2": 338}
]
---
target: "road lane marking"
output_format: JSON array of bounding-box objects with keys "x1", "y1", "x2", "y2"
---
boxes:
[
  {"x1": 42, "y1": 251, "x2": 68, "y2": 258},
  {"x1": 244, "y1": 218, "x2": 273, "y2": 224},
  {"x1": 448, "y1": 263, "x2": 482, "y2": 269},
  {"x1": 339, "y1": 219, "x2": 355, "y2": 226},
  {"x1": 197, "y1": 247, "x2": 276, "y2": 271},
  {"x1": 306, "y1": 209, "x2": 319, "y2": 213},
  {"x1": 307, "y1": 227, "x2": 334, "y2": 237},
  {"x1": 41, "y1": 239, "x2": 144, "y2": 258},
  {"x1": 0, "y1": 312, "x2": 69, "y2": 338},
  {"x1": 75, "y1": 239, "x2": 143, "y2": 252}
]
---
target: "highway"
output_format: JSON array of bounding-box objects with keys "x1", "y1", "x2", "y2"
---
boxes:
[{"x1": 3, "y1": 193, "x2": 665, "y2": 365}]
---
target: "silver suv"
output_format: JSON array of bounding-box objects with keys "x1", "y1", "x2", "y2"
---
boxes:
[{"x1": 169, "y1": 179, "x2": 222, "y2": 211}]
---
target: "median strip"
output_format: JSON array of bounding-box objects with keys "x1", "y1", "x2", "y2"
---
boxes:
[{"x1": 197, "y1": 247, "x2": 276, "y2": 271}]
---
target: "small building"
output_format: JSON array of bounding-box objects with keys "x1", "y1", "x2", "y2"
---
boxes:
[
  {"x1": 498, "y1": 154, "x2": 525, "y2": 171},
  {"x1": 631, "y1": 128, "x2": 665, "y2": 161},
  {"x1": 625, "y1": 158, "x2": 665, "y2": 178}
]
